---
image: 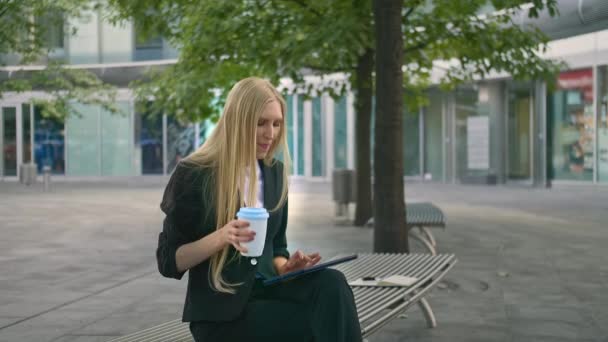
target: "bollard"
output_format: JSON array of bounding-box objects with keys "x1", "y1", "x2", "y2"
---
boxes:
[{"x1": 43, "y1": 165, "x2": 51, "y2": 192}]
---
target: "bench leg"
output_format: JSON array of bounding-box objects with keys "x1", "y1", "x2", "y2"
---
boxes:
[
  {"x1": 417, "y1": 297, "x2": 437, "y2": 328},
  {"x1": 409, "y1": 230, "x2": 437, "y2": 255},
  {"x1": 419, "y1": 226, "x2": 437, "y2": 248}
]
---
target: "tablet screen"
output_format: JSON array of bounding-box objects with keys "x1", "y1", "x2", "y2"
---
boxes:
[{"x1": 262, "y1": 254, "x2": 358, "y2": 286}]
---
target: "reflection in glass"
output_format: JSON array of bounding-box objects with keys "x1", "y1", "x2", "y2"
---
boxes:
[
  {"x1": 2, "y1": 107, "x2": 17, "y2": 176},
  {"x1": 285, "y1": 95, "x2": 295, "y2": 172},
  {"x1": 297, "y1": 96, "x2": 304, "y2": 175},
  {"x1": 134, "y1": 21, "x2": 163, "y2": 61},
  {"x1": 22, "y1": 104, "x2": 32, "y2": 163},
  {"x1": 454, "y1": 85, "x2": 491, "y2": 181},
  {"x1": 507, "y1": 82, "x2": 533, "y2": 181},
  {"x1": 424, "y1": 90, "x2": 444, "y2": 181},
  {"x1": 312, "y1": 97, "x2": 323, "y2": 176},
  {"x1": 403, "y1": 106, "x2": 420, "y2": 176},
  {"x1": 598, "y1": 66, "x2": 608, "y2": 182},
  {"x1": 548, "y1": 69, "x2": 594, "y2": 181},
  {"x1": 137, "y1": 112, "x2": 163, "y2": 175},
  {"x1": 66, "y1": 103, "x2": 100, "y2": 176},
  {"x1": 334, "y1": 96, "x2": 347, "y2": 169},
  {"x1": 167, "y1": 117, "x2": 195, "y2": 173},
  {"x1": 34, "y1": 107, "x2": 65, "y2": 174},
  {"x1": 101, "y1": 102, "x2": 133, "y2": 176}
]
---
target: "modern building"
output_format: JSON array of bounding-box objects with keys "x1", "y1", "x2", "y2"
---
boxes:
[{"x1": 1, "y1": 0, "x2": 608, "y2": 186}]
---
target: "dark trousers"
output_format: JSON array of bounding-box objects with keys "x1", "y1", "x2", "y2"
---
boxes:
[{"x1": 190, "y1": 269, "x2": 362, "y2": 342}]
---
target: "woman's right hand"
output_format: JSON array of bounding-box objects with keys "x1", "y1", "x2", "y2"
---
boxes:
[{"x1": 220, "y1": 219, "x2": 255, "y2": 254}]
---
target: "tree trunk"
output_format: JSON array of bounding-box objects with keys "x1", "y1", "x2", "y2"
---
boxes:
[
  {"x1": 372, "y1": 0, "x2": 408, "y2": 252},
  {"x1": 353, "y1": 48, "x2": 374, "y2": 226}
]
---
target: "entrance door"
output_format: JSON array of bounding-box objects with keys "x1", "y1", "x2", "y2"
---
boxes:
[
  {"x1": 1, "y1": 106, "x2": 18, "y2": 178},
  {"x1": 507, "y1": 84, "x2": 534, "y2": 183}
]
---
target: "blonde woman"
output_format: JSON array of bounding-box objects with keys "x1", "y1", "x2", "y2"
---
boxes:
[{"x1": 157, "y1": 77, "x2": 362, "y2": 342}]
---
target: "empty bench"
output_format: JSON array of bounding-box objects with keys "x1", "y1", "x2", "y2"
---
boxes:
[
  {"x1": 367, "y1": 202, "x2": 446, "y2": 255},
  {"x1": 107, "y1": 253, "x2": 457, "y2": 341}
]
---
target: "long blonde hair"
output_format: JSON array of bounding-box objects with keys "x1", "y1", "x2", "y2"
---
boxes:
[{"x1": 186, "y1": 77, "x2": 291, "y2": 294}]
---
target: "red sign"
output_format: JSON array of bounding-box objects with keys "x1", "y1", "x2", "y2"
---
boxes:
[{"x1": 558, "y1": 68, "x2": 593, "y2": 102}]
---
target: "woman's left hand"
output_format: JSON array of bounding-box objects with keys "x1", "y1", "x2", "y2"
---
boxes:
[{"x1": 276, "y1": 250, "x2": 321, "y2": 275}]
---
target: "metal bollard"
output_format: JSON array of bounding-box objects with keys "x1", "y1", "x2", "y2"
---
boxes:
[{"x1": 43, "y1": 166, "x2": 51, "y2": 192}]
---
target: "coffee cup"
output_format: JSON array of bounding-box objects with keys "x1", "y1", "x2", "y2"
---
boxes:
[{"x1": 236, "y1": 207, "x2": 269, "y2": 257}]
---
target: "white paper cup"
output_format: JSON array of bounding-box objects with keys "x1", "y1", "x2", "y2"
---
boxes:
[{"x1": 236, "y1": 207, "x2": 269, "y2": 257}]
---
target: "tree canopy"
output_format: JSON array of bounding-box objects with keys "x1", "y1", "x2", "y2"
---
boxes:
[
  {"x1": 0, "y1": 0, "x2": 119, "y2": 119},
  {"x1": 110, "y1": 0, "x2": 562, "y2": 121}
]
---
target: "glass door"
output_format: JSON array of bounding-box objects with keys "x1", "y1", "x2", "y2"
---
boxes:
[
  {"x1": 1, "y1": 106, "x2": 18, "y2": 178},
  {"x1": 507, "y1": 82, "x2": 534, "y2": 183}
]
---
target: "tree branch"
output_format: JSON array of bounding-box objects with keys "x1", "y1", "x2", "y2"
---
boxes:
[
  {"x1": 404, "y1": 0, "x2": 424, "y2": 21},
  {"x1": 303, "y1": 63, "x2": 353, "y2": 73},
  {"x1": 403, "y1": 41, "x2": 428, "y2": 54},
  {"x1": 287, "y1": 0, "x2": 322, "y2": 17}
]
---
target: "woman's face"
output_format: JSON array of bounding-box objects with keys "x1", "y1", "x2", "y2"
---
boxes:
[{"x1": 256, "y1": 100, "x2": 283, "y2": 159}]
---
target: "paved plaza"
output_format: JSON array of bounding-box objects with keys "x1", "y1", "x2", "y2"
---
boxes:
[{"x1": 0, "y1": 177, "x2": 607, "y2": 342}]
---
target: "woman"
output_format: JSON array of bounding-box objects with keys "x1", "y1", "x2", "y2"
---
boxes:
[{"x1": 157, "y1": 77, "x2": 362, "y2": 342}]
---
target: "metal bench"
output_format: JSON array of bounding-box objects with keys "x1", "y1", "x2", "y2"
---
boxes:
[
  {"x1": 107, "y1": 253, "x2": 457, "y2": 341},
  {"x1": 367, "y1": 202, "x2": 446, "y2": 255}
]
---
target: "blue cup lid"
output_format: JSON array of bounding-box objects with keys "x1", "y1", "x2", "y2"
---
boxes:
[{"x1": 237, "y1": 207, "x2": 269, "y2": 219}]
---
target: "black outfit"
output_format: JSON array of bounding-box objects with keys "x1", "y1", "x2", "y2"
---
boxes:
[{"x1": 157, "y1": 159, "x2": 362, "y2": 342}]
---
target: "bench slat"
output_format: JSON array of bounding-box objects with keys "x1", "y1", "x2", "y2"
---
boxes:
[{"x1": 107, "y1": 253, "x2": 457, "y2": 342}]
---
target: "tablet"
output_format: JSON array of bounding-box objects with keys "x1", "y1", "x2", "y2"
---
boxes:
[{"x1": 262, "y1": 254, "x2": 358, "y2": 286}]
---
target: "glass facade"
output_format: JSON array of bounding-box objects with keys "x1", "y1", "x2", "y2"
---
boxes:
[
  {"x1": 101, "y1": 102, "x2": 133, "y2": 176},
  {"x1": 2, "y1": 107, "x2": 17, "y2": 176},
  {"x1": 34, "y1": 108, "x2": 65, "y2": 174},
  {"x1": 22, "y1": 104, "x2": 32, "y2": 163},
  {"x1": 134, "y1": 21, "x2": 164, "y2": 61},
  {"x1": 312, "y1": 97, "x2": 323, "y2": 177},
  {"x1": 334, "y1": 96, "x2": 348, "y2": 169},
  {"x1": 66, "y1": 103, "x2": 101, "y2": 176},
  {"x1": 455, "y1": 85, "x2": 491, "y2": 181},
  {"x1": 403, "y1": 106, "x2": 420, "y2": 176},
  {"x1": 137, "y1": 112, "x2": 164, "y2": 175},
  {"x1": 297, "y1": 96, "x2": 305, "y2": 176},
  {"x1": 507, "y1": 82, "x2": 534, "y2": 181},
  {"x1": 167, "y1": 118, "x2": 195, "y2": 173},
  {"x1": 598, "y1": 66, "x2": 608, "y2": 183},
  {"x1": 548, "y1": 68, "x2": 595, "y2": 181},
  {"x1": 285, "y1": 95, "x2": 295, "y2": 172},
  {"x1": 424, "y1": 90, "x2": 444, "y2": 181}
]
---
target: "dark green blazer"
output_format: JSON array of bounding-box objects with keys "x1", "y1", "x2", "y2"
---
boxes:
[{"x1": 157, "y1": 159, "x2": 289, "y2": 322}]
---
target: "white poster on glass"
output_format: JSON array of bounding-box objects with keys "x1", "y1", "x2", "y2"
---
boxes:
[
  {"x1": 467, "y1": 116, "x2": 489, "y2": 170},
  {"x1": 599, "y1": 128, "x2": 608, "y2": 180}
]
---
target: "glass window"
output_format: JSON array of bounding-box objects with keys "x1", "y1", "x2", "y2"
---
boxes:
[
  {"x1": 507, "y1": 82, "x2": 534, "y2": 181},
  {"x1": 334, "y1": 96, "x2": 348, "y2": 169},
  {"x1": 424, "y1": 90, "x2": 444, "y2": 181},
  {"x1": 312, "y1": 97, "x2": 323, "y2": 177},
  {"x1": 199, "y1": 119, "x2": 216, "y2": 147},
  {"x1": 134, "y1": 21, "x2": 163, "y2": 61},
  {"x1": 101, "y1": 102, "x2": 134, "y2": 176},
  {"x1": 454, "y1": 84, "x2": 491, "y2": 181},
  {"x1": 22, "y1": 104, "x2": 32, "y2": 163},
  {"x1": 37, "y1": 10, "x2": 65, "y2": 50},
  {"x1": 548, "y1": 68, "x2": 594, "y2": 181},
  {"x1": 2, "y1": 107, "x2": 17, "y2": 176},
  {"x1": 285, "y1": 95, "x2": 294, "y2": 172},
  {"x1": 403, "y1": 106, "x2": 420, "y2": 176},
  {"x1": 101, "y1": 19, "x2": 133, "y2": 63},
  {"x1": 34, "y1": 107, "x2": 65, "y2": 174},
  {"x1": 67, "y1": 12, "x2": 99, "y2": 64},
  {"x1": 297, "y1": 96, "x2": 305, "y2": 175},
  {"x1": 598, "y1": 66, "x2": 608, "y2": 183},
  {"x1": 136, "y1": 108, "x2": 164, "y2": 175},
  {"x1": 66, "y1": 103, "x2": 100, "y2": 176},
  {"x1": 167, "y1": 117, "x2": 195, "y2": 173}
]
